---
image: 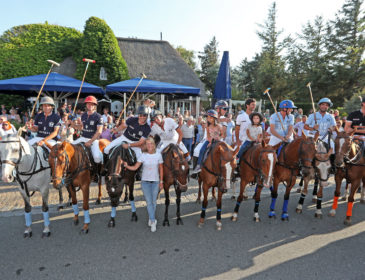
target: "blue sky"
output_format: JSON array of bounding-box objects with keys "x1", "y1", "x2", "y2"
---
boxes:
[{"x1": 1, "y1": 0, "x2": 346, "y2": 67}]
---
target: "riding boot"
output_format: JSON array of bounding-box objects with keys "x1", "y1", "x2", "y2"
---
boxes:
[
  {"x1": 330, "y1": 154, "x2": 336, "y2": 174},
  {"x1": 192, "y1": 156, "x2": 198, "y2": 170},
  {"x1": 101, "y1": 153, "x2": 108, "y2": 176}
]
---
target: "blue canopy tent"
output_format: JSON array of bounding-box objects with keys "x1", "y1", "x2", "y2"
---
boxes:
[
  {"x1": 0, "y1": 72, "x2": 105, "y2": 108},
  {"x1": 212, "y1": 51, "x2": 231, "y2": 108}
]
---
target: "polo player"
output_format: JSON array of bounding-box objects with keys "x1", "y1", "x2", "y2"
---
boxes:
[
  {"x1": 26, "y1": 96, "x2": 61, "y2": 149},
  {"x1": 344, "y1": 96, "x2": 365, "y2": 143}
]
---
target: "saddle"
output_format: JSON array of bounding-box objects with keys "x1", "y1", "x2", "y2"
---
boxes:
[
  {"x1": 202, "y1": 140, "x2": 219, "y2": 163},
  {"x1": 277, "y1": 142, "x2": 289, "y2": 156}
]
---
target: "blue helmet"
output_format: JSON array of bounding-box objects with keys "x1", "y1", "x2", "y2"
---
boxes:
[
  {"x1": 318, "y1": 98, "x2": 333, "y2": 107},
  {"x1": 206, "y1": 109, "x2": 218, "y2": 119},
  {"x1": 214, "y1": 100, "x2": 229, "y2": 110},
  {"x1": 279, "y1": 100, "x2": 297, "y2": 109}
]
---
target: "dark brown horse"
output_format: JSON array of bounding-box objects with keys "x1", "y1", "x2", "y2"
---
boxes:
[
  {"x1": 197, "y1": 141, "x2": 239, "y2": 230},
  {"x1": 269, "y1": 134, "x2": 317, "y2": 220},
  {"x1": 329, "y1": 131, "x2": 365, "y2": 225},
  {"x1": 161, "y1": 144, "x2": 190, "y2": 226},
  {"x1": 104, "y1": 144, "x2": 138, "y2": 227},
  {"x1": 231, "y1": 142, "x2": 276, "y2": 222}
]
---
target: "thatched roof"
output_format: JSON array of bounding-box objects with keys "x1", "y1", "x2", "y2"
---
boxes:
[{"x1": 117, "y1": 37, "x2": 207, "y2": 99}]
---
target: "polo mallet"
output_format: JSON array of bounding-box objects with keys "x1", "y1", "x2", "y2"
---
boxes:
[
  {"x1": 116, "y1": 73, "x2": 147, "y2": 125},
  {"x1": 19, "y1": 60, "x2": 60, "y2": 135},
  {"x1": 263, "y1": 88, "x2": 286, "y2": 136},
  {"x1": 72, "y1": 58, "x2": 96, "y2": 116},
  {"x1": 307, "y1": 82, "x2": 317, "y2": 124}
]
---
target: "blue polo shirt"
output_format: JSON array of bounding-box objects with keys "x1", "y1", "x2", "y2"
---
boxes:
[
  {"x1": 34, "y1": 112, "x2": 61, "y2": 140},
  {"x1": 306, "y1": 112, "x2": 335, "y2": 137},
  {"x1": 269, "y1": 112, "x2": 294, "y2": 137},
  {"x1": 123, "y1": 117, "x2": 151, "y2": 141},
  {"x1": 81, "y1": 112, "x2": 103, "y2": 139}
]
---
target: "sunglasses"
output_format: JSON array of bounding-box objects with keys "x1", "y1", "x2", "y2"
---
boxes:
[
  {"x1": 139, "y1": 114, "x2": 148, "y2": 117},
  {"x1": 221, "y1": 107, "x2": 228, "y2": 110}
]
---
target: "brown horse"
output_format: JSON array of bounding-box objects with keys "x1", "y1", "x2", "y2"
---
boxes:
[
  {"x1": 231, "y1": 142, "x2": 276, "y2": 222},
  {"x1": 47, "y1": 141, "x2": 106, "y2": 233},
  {"x1": 329, "y1": 131, "x2": 365, "y2": 225},
  {"x1": 161, "y1": 144, "x2": 190, "y2": 226},
  {"x1": 197, "y1": 141, "x2": 239, "y2": 230},
  {"x1": 269, "y1": 134, "x2": 317, "y2": 220}
]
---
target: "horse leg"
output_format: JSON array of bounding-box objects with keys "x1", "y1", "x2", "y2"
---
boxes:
[
  {"x1": 211, "y1": 187, "x2": 216, "y2": 201},
  {"x1": 198, "y1": 184, "x2": 209, "y2": 227},
  {"x1": 315, "y1": 184, "x2": 324, "y2": 219},
  {"x1": 80, "y1": 185, "x2": 90, "y2": 234},
  {"x1": 57, "y1": 188, "x2": 64, "y2": 211},
  {"x1": 312, "y1": 175, "x2": 319, "y2": 203},
  {"x1": 281, "y1": 178, "x2": 295, "y2": 221},
  {"x1": 70, "y1": 186, "x2": 79, "y2": 226},
  {"x1": 361, "y1": 179, "x2": 365, "y2": 204},
  {"x1": 176, "y1": 188, "x2": 183, "y2": 225},
  {"x1": 129, "y1": 184, "x2": 138, "y2": 222},
  {"x1": 196, "y1": 177, "x2": 202, "y2": 203},
  {"x1": 95, "y1": 172, "x2": 102, "y2": 205},
  {"x1": 123, "y1": 185, "x2": 129, "y2": 203},
  {"x1": 344, "y1": 178, "x2": 361, "y2": 226},
  {"x1": 216, "y1": 190, "x2": 223, "y2": 230},
  {"x1": 342, "y1": 181, "x2": 350, "y2": 201},
  {"x1": 41, "y1": 188, "x2": 51, "y2": 237},
  {"x1": 22, "y1": 193, "x2": 32, "y2": 238},
  {"x1": 268, "y1": 181, "x2": 279, "y2": 218},
  {"x1": 296, "y1": 175, "x2": 310, "y2": 214},
  {"x1": 329, "y1": 171, "x2": 344, "y2": 217},
  {"x1": 231, "y1": 179, "x2": 247, "y2": 221},
  {"x1": 231, "y1": 180, "x2": 236, "y2": 200},
  {"x1": 163, "y1": 187, "x2": 170, "y2": 226}
]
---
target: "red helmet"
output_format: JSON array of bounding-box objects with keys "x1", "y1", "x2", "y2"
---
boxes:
[{"x1": 84, "y1": 96, "x2": 98, "y2": 105}]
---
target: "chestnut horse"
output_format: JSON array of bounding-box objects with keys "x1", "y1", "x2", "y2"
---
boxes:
[
  {"x1": 161, "y1": 144, "x2": 190, "y2": 226},
  {"x1": 296, "y1": 140, "x2": 332, "y2": 218},
  {"x1": 231, "y1": 142, "x2": 276, "y2": 222},
  {"x1": 197, "y1": 141, "x2": 239, "y2": 230},
  {"x1": 269, "y1": 134, "x2": 317, "y2": 220},
  {"x1": 329, "y1": 131, "x2": 365, "y2": 225},
  {"x1": 105, "y1": 144, "x2": 138, "y2": 227}
]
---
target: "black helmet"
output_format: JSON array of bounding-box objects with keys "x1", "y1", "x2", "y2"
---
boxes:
[
  {"x1": 150, "y1": 110, "x2": 162, "y2": 121},
  {"x1": 137, "y1": 105, "x2": 149, "y2": 115}
]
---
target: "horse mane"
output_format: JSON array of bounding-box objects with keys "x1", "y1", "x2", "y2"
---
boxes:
[
  {"x1": 108, "y1": 144, "x2": 136, "y2": 166},
  {"x1": 162, "y1": 143, "x2": 183, "y2": 162}
]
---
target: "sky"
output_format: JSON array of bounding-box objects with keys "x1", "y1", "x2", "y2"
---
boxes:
[{"x1": 1, "y1": 0, "x2": 347, "y2": 67}]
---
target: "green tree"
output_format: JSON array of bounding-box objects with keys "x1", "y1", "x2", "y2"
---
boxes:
[
  {"x1": 198, "y1": 36, "x2": 220, "y2": 94},
  {"x1": 175, "y1": 45, "x2": 197, "y2": 70},
  {"x1": 75, "y1": 17, "x2": 129, "y2": 87}
]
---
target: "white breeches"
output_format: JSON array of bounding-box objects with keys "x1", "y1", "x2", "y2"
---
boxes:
[
  {"x1": 28, "y1": 137, "x2": 57, "y2": 150},
  {"x1": 268, "y1": 135, "x2": 293, "y2": 146},
  {"x1": 104, "y1": 135, "x2": 142, "y2": 160},
  {"x1": 72, "y1": 137, "x2": 102, "y2": 163}
]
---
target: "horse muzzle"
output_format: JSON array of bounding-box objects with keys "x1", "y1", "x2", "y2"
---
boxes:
[{"x1": 2, "y1": 173, "x2": 14, "y2": 183}]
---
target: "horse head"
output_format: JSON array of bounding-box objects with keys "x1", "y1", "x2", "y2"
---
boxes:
[
  {"x1": 256, "y1": 144, "x2": 277, "y2": 188},
  {"x1": 163, "y1": 144, "x2": 189, "y2": 191},
  {"x1": 0, "y1": 133, "x2": 31, "y2": 182},
  {"x1": 314, "y1": 141, "x2": 332, "y2": 186},
  {"x1": 215, "y1": 142, "x2": 238, "y2": 191},
  {"x1": 48, "y1": 141, "x2": 72, "y2": 190},
  {"x1": 334, "y1": 131, "x2": 355, "y2": 167},
  {"x1": 298, "y1": 136, "x2": 317, "y2": 176},
  {"x1": 105, "y1": 147, "x2": 125, "y2": 206}
]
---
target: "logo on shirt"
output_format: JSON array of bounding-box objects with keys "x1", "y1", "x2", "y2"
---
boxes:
[
  {"x1": 138, "y1": 131, "x2": 143, "y2": 136},
  {"x1": 90, "y1": 121, "x2": 94, "y2": 125},
  {"x1": 49, "y1": 122, "x2": 54, "y2": 127}
]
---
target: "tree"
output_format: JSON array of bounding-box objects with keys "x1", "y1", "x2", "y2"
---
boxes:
[
  {"x1": 175, "y1": 45, "x2": 197, "y2": 70},
  {"x1": 198, "y1": 36, "x2": 220, "y2": 93},
  {"x1": 75, "y1": 17, "x2": 129, "y2": 87}
]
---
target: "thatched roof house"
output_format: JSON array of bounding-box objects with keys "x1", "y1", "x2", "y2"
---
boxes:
[{"x1": 116, "y1": 37, "x2": 207, "y2": 99}]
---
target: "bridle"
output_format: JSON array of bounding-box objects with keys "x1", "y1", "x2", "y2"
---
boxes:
[
  {"x1": 278, "y1": 138, "x2": 315, "y2": 171},
  {"x1": 0, "y1": 139, "x2": 22, "y2": 166},
  {"x1": 163, "y1": 144, "x2": 188, "y2": 190}
]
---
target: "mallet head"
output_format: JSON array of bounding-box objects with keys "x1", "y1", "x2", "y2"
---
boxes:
[
  {"x1": 47, "y1": 60, "x2": 60, "y2": 67},
  {"x1": 263, "y1": 88, "x2": 271, "y2": 95},
  {"x1": 141, "y1": 73, "x2": 147, "y2": 79},
  {"x1": 83, "y1": 58, "x2": 96, "y2": 63},
  {"x1": 306, "y1": 82, "x2": 311, "y2": 88}
]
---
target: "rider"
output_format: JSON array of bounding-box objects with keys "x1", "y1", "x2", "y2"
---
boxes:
[
  {"x1": 304, "y1": 97, "x2": 336, "y2": 170},
  {"x1": 103, "y1": 105, "x2": 151, "y2": 163},
  {"x1": 70, "y1": 95, "x2": 103, "y2": 163},
  {"x1": 344, "y1": 96, "x2": 365, "y2": 143},
  {"x1": 215, "y1": 100, "x2": 229, "y2": 140},
  {"x1": 26, "y1": 96, "x2": 61, "y2": 148},
  {"x1": 268, "y1": 100, "x2": 295, "y2": 147},
  {"x1": 192, "y1": 109, "x2": 224, "y2": 174},
  {"x1": 238, "y1": 112, "x2": 264, "y2": 158},
  {"x1": 149, "y1": 110, "x2": 191, "y2": 161}
]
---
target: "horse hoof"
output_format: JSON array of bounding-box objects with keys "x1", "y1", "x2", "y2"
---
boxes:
[
  {"x1": 176, "y1": 218, "x2": 183, "y2": 225},
  {"x1": 253, "y1": 217, "x2": 261, "y2": 222},
  {"x1": 163, "y1": 220, "x2": 170, "y2": 227},
  {"x1": 296, "y1": 208, "x2": 302, "y2": 214},
  {"x1": 312, "y1": 198, "x2": 317, "y2": 203},
  {"x1": 74, "y1": 219, "x2": 79, "y2": 226},
  {"x1": 23, "y1": 231, "x2": 32, "y2": 238},
  {"x1": 344, "y1": 219, "x2": 352, "y2": 226},
  {"x1": 131, "y1": 212, "x2": 138, "y2": 222},
  {"x1": 57, "y1": 206, "x2": 64, "y2": 211},
  {"x1": 197, "y1": 222, "x2": 204, "y2": 228},
  {"x1": 95, "y1": 199, "x2": 101, "y2": 205},
  {"x1": 123, "y1": 197, "x2": 129, "y2": 203},
  {"x1": 341, "y1": 196, "x2": 347, "y2": 201},
  {"x1": 42, "y1": 231, "x2": 51, "y2": 238},
  {"x1": 328, "y1": 209, "x2": 336, "y2": 217},
  {"x1": 231, "y1": 216, "x2": 237, "y2": 222},
  {"x1": 281, "y1": 214, "x2": 289, "y2": 221},
  {"x1": 296, "y1": 188, "x2": 301, "y2": 193},
  {"x1": 211, "y1": 197, "x2": 216, "y2": 202},
  {"x1": 360, "y1": 200, "x2": 365, "y2": 204},
  {"x1": 314, "y1": 213, "x2": 323, "y2": 219},
  {"x1": 80, "y1": 228, "x2": 89, "y2": 234},
  {"x1": 108, "y1": 218, "x2": 115, "y2": 228},
  {"x1": 231, "y1": 196, "x2": 236, "y2": 200},
  {"x1": 268, "y1": 211, "x2": 276, "y2": 218},
  {"x1": 216, "y1": 225, "x2": 222, "y2": 231}
]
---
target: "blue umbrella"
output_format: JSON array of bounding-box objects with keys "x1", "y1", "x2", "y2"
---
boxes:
[{"x1": 213, "y1": 51, "x2": 231, "y2": 106}]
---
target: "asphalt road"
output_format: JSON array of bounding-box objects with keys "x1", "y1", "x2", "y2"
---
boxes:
[{"x1": 0, "y1": 179, "x2": 365, "y2": 280}]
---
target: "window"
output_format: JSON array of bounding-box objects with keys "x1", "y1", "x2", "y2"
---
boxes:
[{"x1": 100, "y1": 67, "x2": 107, "y2": 80}]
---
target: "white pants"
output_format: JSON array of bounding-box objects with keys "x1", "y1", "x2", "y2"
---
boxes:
[
  {"x1": 157, "y1": 140, "x2": 190, "y2": 160},
  {"x1": 193, "y1": 142, "x2": 204, "y2": 157},
  {"x1": 268, "y1": 135, "x2": 293, "y2": 146},
  {"x1": 312, "y1": 135, "x2": 335, "y2": 154},
  {"x1": 72, "y1": 137, "x2": 102, "y2": 163},
  {"x1": 28, "y1": 137, "x2": 57, "y2": 150},
  {"x1": 104, "y1": 135, "x2": 142, "y2": 160}
]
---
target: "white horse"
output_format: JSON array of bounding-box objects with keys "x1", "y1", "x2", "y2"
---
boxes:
[{"x1": 0, "y1": 133, "x2": 56, "y2": 237}]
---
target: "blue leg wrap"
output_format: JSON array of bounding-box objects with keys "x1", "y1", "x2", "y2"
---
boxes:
[
  {"x1": 270, "y1": 186, "x2": 274, "y2": 192},
  {"x1": 42, "y1": 211, "x2": 50, "y2": 227},
  {"x1": 217, "y1": 208, "x2": 222, "y2": 212},
  {"x1": 236, "y1": 202, "x2": 241, "y2": 206},
  {"x1": 111, "y1": 207, "x2": 116, "y2": 218},
  {"x1": 202, "y1": 207, "x2": 206, "y2": 211},
  {"x1": 281, "y1": 212, "x2": 289, "y2": 219},
  {"x1": 72, "y1": 204, "x2": 79, "y2": 215},
  {"x1": 283, "y1": 199, "x2": 289, "y2": 213},
  {"x1": 25, "y1": 212, "x2": 32, "y2": 227},
  {"x1": 130, "y1": 200, "x2": 136, "y2": 212},
  {"x1": 84, "y1": 210, "x2": 90, "y2": 224},
  {"x1": 270, "y1": 198, "x2": 277, "y2": 211}
]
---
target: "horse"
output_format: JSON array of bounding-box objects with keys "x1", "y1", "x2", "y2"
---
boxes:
[
  {"x1": 0, "y1": 133, "x2": 54, "y2": 238},
  {"x1": 197, "y1": 141, "x2": 239, "y2": 230},
  {"x1": 231, "y1": 142, "x2": 276, "y2": 222},
  {"x1": 269, "y1": 134, "x2": 317, "y2": 220},
  {"x1": 329, "y1": 131, "x2": 365, "y2": 225},
  {"x1": 161, "y1": 144, "x2": 190, "y2": 226},
  {"x1": 47, "y1": 141, "x2": 98, "y2": 234},
  {"x1": 295, "y1": 139, "x2": 332, "y2": 218},
  {"x1": 104, "y1": 143, "x2": 138, "y2": 228}
]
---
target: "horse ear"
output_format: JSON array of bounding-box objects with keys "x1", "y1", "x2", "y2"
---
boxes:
[
  {"x1": 327, "y1": 148, "x2": 333, "y2": 156},
  {"x1": 60, "y1": 141, "x2": 67, "y2": 151},
  {"x1": 172, "y1": 151, "x2": 178, "y2": 158},
  {"x1": 19, "y1": 136, "x2": 32, "y2": 156},
  {"x1": 350, "y1": 129, "x2": 356, "y2": 137},
  {"x1": 262, "y1": 140, "x2": 266, "y2": 147}
]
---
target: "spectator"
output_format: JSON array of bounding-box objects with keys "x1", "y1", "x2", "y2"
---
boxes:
[
  {"x1": 294, "y1": 115, "x2": 308, "y2": 138},
  {"x1": 181, "y1": 116, "x2": 195, "y2": 157},
  {"x1": 102, "y1": 107, "x2": 113, "y2": 127},
  {"x1": 58, "y1": 113, "x2": 74, "y2": 142},
  {"x1": 225, "y1": 113, "x2": 235, "y2": 146},
  {"x1": 100, "y1": 123, "x2": 112, "y2": 141}
]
